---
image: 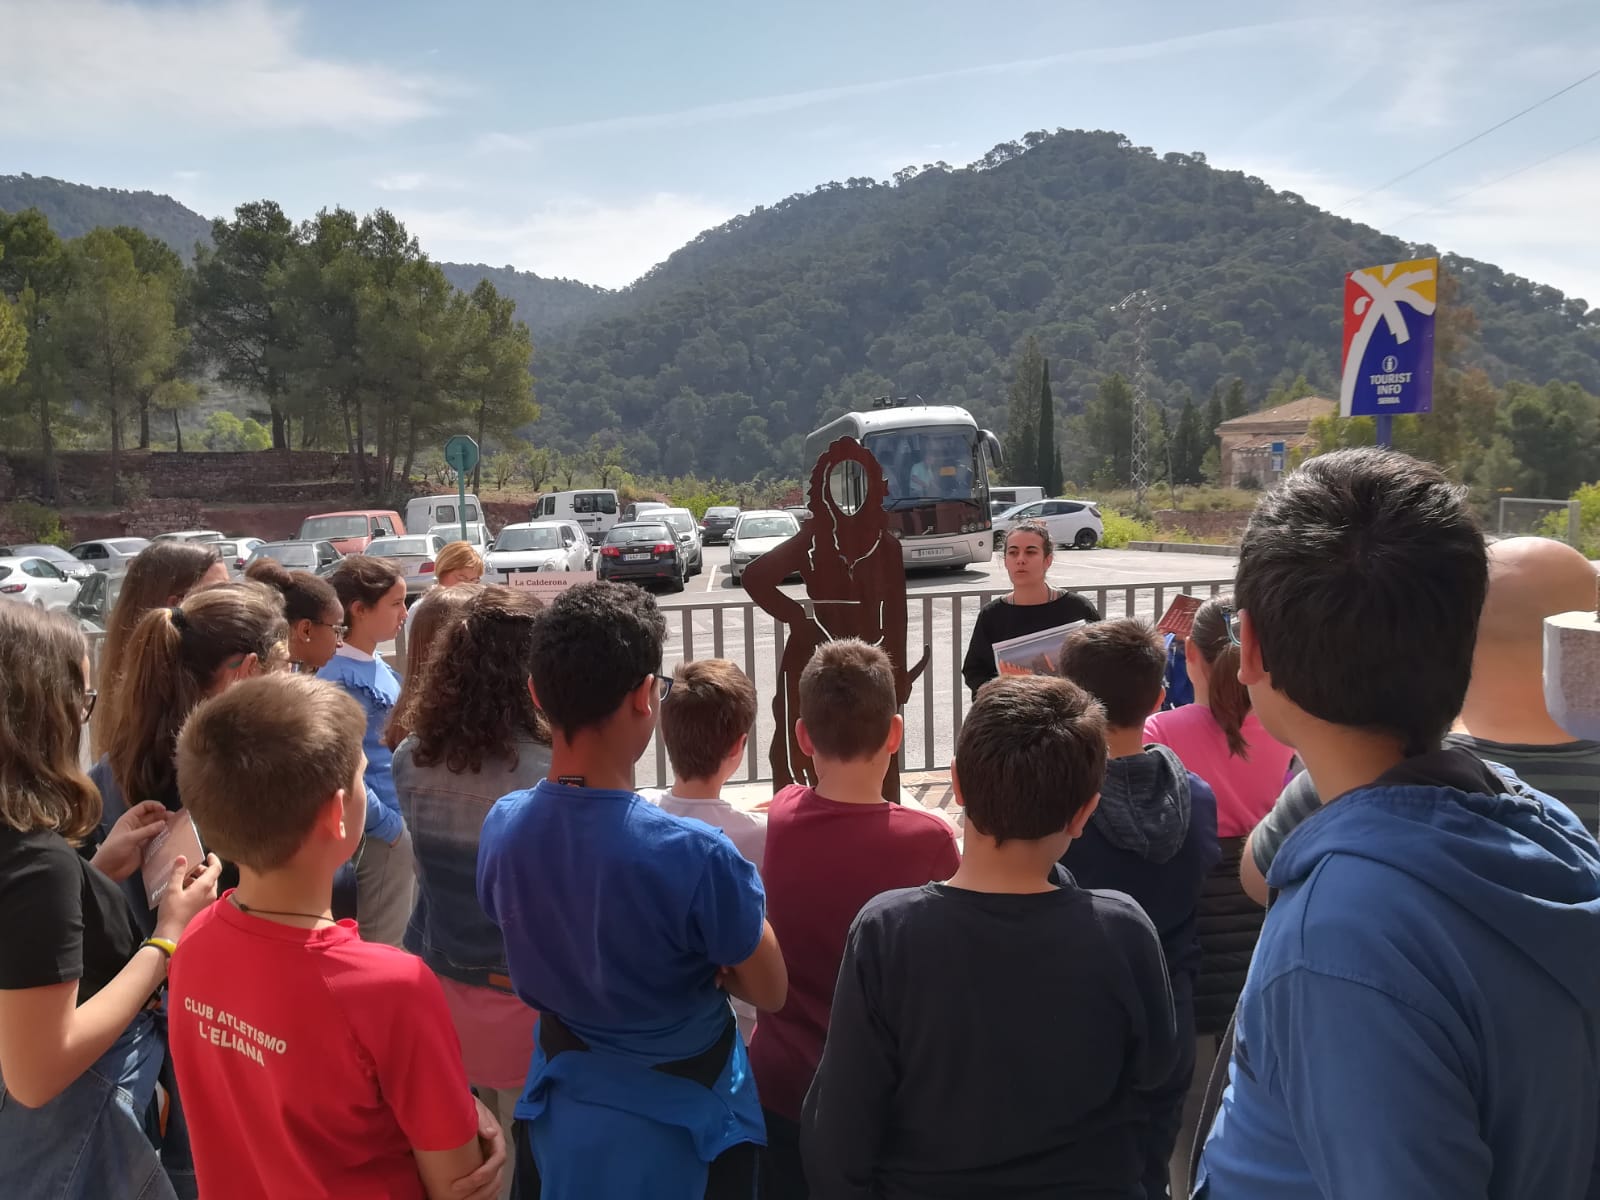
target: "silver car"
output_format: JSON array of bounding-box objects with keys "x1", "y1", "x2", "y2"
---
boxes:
[
  {"x1": 366, "y1": 534, "x2": 449, "y2": 600},
  {"x1": 655, "y1": 508, "x2": 703, "y2": 577},
  {"x1": 486, "y1": 521, "x2": 590, "y2": 580},
  {"x1": 2, "y1": 542, "x2": 97, "y2": 581},
  {"x1": 69, "y1": 537, "x2": 151, "y2": 568},
  {"x1": 728, "y1": 510, "x2": 800, "y2": 585},
  {"x1": 245, "y1": 540, "x2": 344, "y2": 577}
]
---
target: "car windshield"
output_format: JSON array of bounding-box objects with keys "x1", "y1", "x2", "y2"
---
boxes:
[
  {"x1": 863, "y1": 427, "x2": 982, "y2": 508},
  {"x1": 301, "y1": 516, "x2": 369, "y2": 539},
  {"x1": 254, "y1": 544, "x2": 315, "y2": 568},
  {"x1": 608, "y1": 525, "x2": 670, "y2": 544},
  {"x1": 737, "y1": 516, "x2": 797, "y2": 539},
  {"x1": 495, "y1": 527, "x2": 561, "y2": 551},
  {"x1": 368, "y1": 537, "x2": 431, "y2": 556},
  {"x1": 705, "y1": 507, "x2": 738, "y2": 519},
  {"x1": 108, "y1": 539, "x2": 148, "y2": 553},
  {"x1": 661, "y1": 513, "x2": 694, "y2": 535}
]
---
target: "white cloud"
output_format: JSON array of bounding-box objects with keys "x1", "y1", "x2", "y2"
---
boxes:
[
  {"x1": 0, "y1": 0, "x2": 448, "y2": 136},
  {"x1": 400, "y1": 194, "x2": 742, "y2": 289},
  {"x1": 373, "y1": 171, "x2": 460, "y2": 193}
]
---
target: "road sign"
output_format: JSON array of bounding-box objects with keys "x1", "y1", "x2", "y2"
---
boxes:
[
  {"x1": 1340, "y1": 257, "x2": 1438, "y2": 422},
  {"x1": 442, "y1": 436, "x2": 479, "y2": 541}
]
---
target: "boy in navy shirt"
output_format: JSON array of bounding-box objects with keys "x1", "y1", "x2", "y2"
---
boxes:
[
  {"x1": 1058, "y1": 619, "x2": 1219, "y2": 1198},
  {"x1": 477, "y1": 582, "x2": 788, "y2": 1199}
]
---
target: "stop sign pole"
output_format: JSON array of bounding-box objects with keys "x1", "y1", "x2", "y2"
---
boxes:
[{"x1": 443, "y1": 435, "x2": 480, "y2": 542}]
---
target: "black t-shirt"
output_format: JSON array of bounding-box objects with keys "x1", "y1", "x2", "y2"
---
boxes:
[
  {"x1": 962, "y1": 590, "x2": 1101, "y2": 695},
  {"x1": 802, "y1": 867, "x2": 1177, "y2": 1199},
  {"x1": 0, "y1": 825, "x2": 143, "y2": 1001}
]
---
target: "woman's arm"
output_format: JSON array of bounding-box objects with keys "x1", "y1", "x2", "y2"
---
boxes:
[{"x1": 961, "y1": 607, "x2": 995, "y2": 696}]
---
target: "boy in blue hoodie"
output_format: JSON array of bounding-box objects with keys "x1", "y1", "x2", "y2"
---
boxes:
[
  {"x1": 1058, "y1": 619, "x2": 1219, "y2": 1200},
  {"x1": 1197, "y1": 449, "x2": 1600, "y2": 1200}
]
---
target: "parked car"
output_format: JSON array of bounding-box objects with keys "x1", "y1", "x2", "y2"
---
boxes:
[
  {"x1": 622, "y1": 501, "x2": 670, "y2": 524},
  {"x1": 297, "y1": 510, "x2": 403, "y2": 555},
  {"x1": 699, "y1": 506, "x2": 740, "y2": 545},
  {"x1": 655, "y1": 508, "x2": 703, "y2": 576},
  {"x1": 69, "y1": 537, "x2": 150, "y2": 567},
  {"x1": 216, "y1": 537, "x2": 265, "y2": 576},
  {"x1": 486, "y1": 521, "x2": 590, "y2": 580},
  {"x1": 0, "y1": 555, "x2": 82, "y2": 610},
  {"x1": 405, "y1": 493, "x2": 482, "y2": 537},
  {"x1": 728, "y1": 510, "x2": 801, "y2": 585},
  {"x1": 530, "y1": 489, "x2": 620, "y2": 538},
  {"x1": 991, "y1": 498, "x2": 1104, "y2": 550},
  {"x1": 245, "y1": 540, "x2": 344, "y2": 576},
  {"x1": 366, "y1": 534, "x2": 449, "y2": 601},
  {"x1": 69, "y1": 567, "x2": 127, "y2": 633},
  {"x1": 152, "y1": 529, "x2": 224, "y2": 544},
  {"x1": 596, "y1": 521, "x2": 685, "y2": 591},
  {"x1": 783, "y1": 505, "x2": 812, "y2": 526},
  {"x1": 427, "y1": 521, "x2": 492, "y2": 552},
  {"x1": 0, "y1": 543, "x2": 97, "y2": 581}
]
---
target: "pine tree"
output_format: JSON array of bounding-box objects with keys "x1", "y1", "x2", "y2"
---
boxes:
[
  {"x1": 1224, "y1": 376, "x2": 1249, "y2": 420},
  {"x1": 1004, "y1": 337, "x2": 1042, "y2": 485},
  {"x1": 1173, "y1": 396, "x2": 1205, "y2": 484},
  {"x1": 1036, "y1": 358, "x2": 1055, "y2": 494},
  {"x1": 1052, "y1": 445, "x2": 1065, "y2": 496},
  {"x1": 1205, "y1": 383, "x2": 1225, "y2": 453}
]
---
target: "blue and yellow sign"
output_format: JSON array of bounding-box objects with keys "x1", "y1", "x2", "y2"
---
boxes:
[{"x1": 1339, "y1": 257, "x2": 1438, "y2": 417}]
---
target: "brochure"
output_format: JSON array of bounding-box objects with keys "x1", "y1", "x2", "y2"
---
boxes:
[
  {"x1": 1156, "y1": 594, "x2": 1204, "y2": 639},
  {"x1": 141, "y1": 810, "x2": 205, "y2": 910},
  {"x1": 992, "y1": 619, "x2": 1087, "y2": 678}
]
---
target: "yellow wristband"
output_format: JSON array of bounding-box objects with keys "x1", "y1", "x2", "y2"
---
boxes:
[{"x1": 141, "y1": 937, "x2": 177, "y2": 960}]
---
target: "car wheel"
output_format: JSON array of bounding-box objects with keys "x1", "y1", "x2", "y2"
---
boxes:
[
  {"x1": 1074, "y1": 528, "x2": 1099, "y2": 549},
  {"x1": 669, "y1": 566, "x2": 686, "y2": 593}
]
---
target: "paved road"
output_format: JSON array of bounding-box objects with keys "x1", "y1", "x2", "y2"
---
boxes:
[{"x1": 636, "y1": 544, "x2": 1238, "y2": 789}]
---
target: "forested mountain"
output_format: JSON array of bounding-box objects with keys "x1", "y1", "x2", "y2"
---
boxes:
[
  {"x1": 437, "y1": 262, "x2": 613, "y2": 340},
  {"x1": 531, "y1": 129, "x2": 1599, "y2": 479},
  {"x1": 0, "y1": 175, "x2": 215, "y2": 257}
]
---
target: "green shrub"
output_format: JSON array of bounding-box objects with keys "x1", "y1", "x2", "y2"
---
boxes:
[
  {"x1": 2, "y1": 501, "x2": 71, "y2": 547},
  {"x1": 1099, "y1": 509, "x2": 1157, "y2": 548}
]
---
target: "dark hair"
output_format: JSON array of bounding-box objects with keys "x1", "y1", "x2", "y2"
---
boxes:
[
  {"x1": 660, "y1": 659, "x2": 758, "y2": 780},
  {"x1": 529, "y1": 581, "x2": 666, "y2": 740},
  {"x1": 798, "y1": 638, "x2": 896, "y2": 761},
  {"x1": 0, "y1": 605, "x2": 100, "y2": 842},
  {"x1": 98, "y1": 540, "x2": 222, "y2": 754},
  {"x1": 1236, "y1": 448, "x2": 1486, "y2": 755},
  {"x1": 245, "y1": 557, "x2": 338, "y2": 625},
  {"x1": 178, "y1": 673, "x2": 366, "y2": 871},
  {"x1": 385, "y1": 583, "x2": 484, "y2": 751},
  {"x1": 411, "y1": 586, "x2": 550, "y2": 771},
  {"x1": 1190, "y1": 596, "x2": 1252, "y2": 758},
  {"x1": 1058, "y1": 619, "x2": 1166, "y2": 729},
  {"x1": 328, "y1": 555, "x2": 404, "y2": 620},
  {"x1": 958, "y1": 676, "x2": 1107, "y2": 844},
  {"x1": 107, "y1": 581, "x2": 288, "y2": 807},
  {"x1": 1004, "y1": 520, "x2": 1054, "y2": 556}
]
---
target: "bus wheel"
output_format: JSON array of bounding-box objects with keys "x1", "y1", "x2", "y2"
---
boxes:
[{"x1": 1074, "y1": 529, "x2": 1099, "y2": 549}]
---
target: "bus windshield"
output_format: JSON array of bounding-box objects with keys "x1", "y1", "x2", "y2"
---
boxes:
[{"x1": 862, "y1": 427, "x2": 984, "y2": 509}]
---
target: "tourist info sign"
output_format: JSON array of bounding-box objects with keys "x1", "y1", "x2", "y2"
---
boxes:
[{"x1": 1339, "y1": 256, "x2": 1438, "y2": 418}]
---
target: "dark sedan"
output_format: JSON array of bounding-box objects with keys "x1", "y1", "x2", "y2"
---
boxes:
[
  {"x1": 596, "y1": 522, "x2": 685, "y2": 591},
  {"x1": 699, "y1": 506, "x2": 740, "y2": 545}
]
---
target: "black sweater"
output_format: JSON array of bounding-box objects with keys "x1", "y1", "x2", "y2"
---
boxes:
[
  {"x1": 802, "y1": 868, "x2": 1176, "y2": 1199},
  {"x1": 962, "y1": 591, "x2": 1102, "y2": 695}
]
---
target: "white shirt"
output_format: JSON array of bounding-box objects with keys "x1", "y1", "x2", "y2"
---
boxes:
[{"x1": 334, "y1": 643, "x2": 375, "y2": 663}]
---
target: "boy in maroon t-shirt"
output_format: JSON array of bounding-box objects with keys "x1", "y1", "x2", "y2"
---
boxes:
[
  {"x1": 750, "y1": 639, "x2": 960, "y2": 1198},
  {"x1": 168, "y1": 673, "x2": 505, "y2": 1200}
]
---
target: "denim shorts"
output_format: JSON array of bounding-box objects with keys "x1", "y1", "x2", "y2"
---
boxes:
[{"x1": 0, "y1": 1011, "x2": 176, "y2": 1200}]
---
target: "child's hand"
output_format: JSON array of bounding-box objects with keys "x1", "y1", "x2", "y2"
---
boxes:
[
  {"x1": 448, "y1": 1097, "x2": 507, "y2": 1200},
  {"x1": 153, "y1": 853, "x2": 223, "y2": 943},
  {"x1": 90, "y1": 801, "x2": 169, "y2": 883}
]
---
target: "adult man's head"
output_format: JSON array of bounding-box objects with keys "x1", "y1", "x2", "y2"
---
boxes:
[
  {"x1": 1234, "y1": 448, "x2": 1486, "y2": 757},
  {"x1": 1458, "y1": 537, "x2": 1599, "y2": 740}
]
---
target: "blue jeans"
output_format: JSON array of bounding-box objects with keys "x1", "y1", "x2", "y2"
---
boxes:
[{"x1": 0, "y1": 1011, "x2": 175, "y2": 1200}]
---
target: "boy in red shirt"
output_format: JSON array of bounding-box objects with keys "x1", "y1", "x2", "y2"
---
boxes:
[
  {"x1": 750, "y1": 638, "x2": 961, "y2": 1198},
  {"x1": 169, "y1": 673, "x2": 504, "y2": 1200}
]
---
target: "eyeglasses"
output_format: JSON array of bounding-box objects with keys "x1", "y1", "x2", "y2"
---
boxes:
[
  {"x1": 637, "y1": 673, "x2": 673, "y2": 702},
  {"x1": 81, "y1": 689, "x2": 97, "y2": 723},
  {"x1": 1219, "y1": 603, "x2": 1244, "y2": 647},
  {"x1": 315, "y1": 620, "x2": 349, "y2": 640}
]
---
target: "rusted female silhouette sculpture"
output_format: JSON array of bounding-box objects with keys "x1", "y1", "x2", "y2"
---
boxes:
[{"x1": 742, "y1": 436, "x2": 927, "y2": 802}]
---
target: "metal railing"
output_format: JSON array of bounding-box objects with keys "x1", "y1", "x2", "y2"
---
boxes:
[{"x1": 82, "y1": 576, "x2": 1237, "y2": 788}]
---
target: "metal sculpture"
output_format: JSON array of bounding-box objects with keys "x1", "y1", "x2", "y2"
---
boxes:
[{"x1": 742, "y1": 436, "x2": 927, "y2": 802}]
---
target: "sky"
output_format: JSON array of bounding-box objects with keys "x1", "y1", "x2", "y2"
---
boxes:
[{"x1": 2, "y1": 0, "x2": 1598, "y2": 301}]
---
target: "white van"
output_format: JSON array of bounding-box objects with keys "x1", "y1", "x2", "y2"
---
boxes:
[
  {"x1": 530, "y1": 489, "x2": 620, "y2": 538},
  {"x1": 405, "y1": 493, "x2": 482, "y2": 535},
  {"x1": 989, "y1": 486, "x2": 1044, "y2": 510}
]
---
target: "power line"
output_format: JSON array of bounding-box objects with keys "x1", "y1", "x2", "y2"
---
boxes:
[{"x1": 1389, "y1": 128, "x2": 1600, "y2": 229}]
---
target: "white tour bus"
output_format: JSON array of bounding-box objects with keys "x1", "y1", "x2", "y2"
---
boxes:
[
  {"x1": 529, "y1": 489, "x2": 621, "y2": 538},
  {"x1": 804, "y1": 399, "x2": 1002, "y2": 567}
]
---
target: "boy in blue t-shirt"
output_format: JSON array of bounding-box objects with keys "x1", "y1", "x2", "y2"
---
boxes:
[{"x1": 477, "y1": 582, "x2": 788, "y2": 1200}]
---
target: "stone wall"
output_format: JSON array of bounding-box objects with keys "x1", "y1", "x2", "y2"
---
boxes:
[{"x1": 1, "y1": 449, "x2": 382, "y2": 507}]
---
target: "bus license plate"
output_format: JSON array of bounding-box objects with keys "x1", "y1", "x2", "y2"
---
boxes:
[
  {"x1": 912, "y1": 547, "x2": 952, "y2": 559},
  {"x1": 625, "y1": 553, "x2": 651, "y2": 562}
]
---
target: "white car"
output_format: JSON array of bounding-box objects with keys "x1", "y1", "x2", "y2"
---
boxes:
[
  {"x1": 991, "y1": 498, "x2": 1104, "y2": 550},
  {"x1": 152, "y1": 529, "x2": 224, "y2": 544},
  {"x1": 70, "y1": 537, "x2": 151, "y2": 568},
  {"x1": 428, "y1": 522, "x2": 492, "y2": 551},
  {"x1": 728, "y1": 510, "x2": 800, "y2": 585},
  {"x1": 0, "y1": 543, "x2": 97, "y2": 581},
  {"x1": 486, "y1": 521, "x2": 591, "y2": 580},
  {"x1": 0, "y1": 555, "x2": 83, "y2": 609}
]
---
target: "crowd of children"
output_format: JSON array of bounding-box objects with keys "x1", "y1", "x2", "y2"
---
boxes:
[{"x1": 2, "y1": 446, "x2": 1600, "y2": 1199}]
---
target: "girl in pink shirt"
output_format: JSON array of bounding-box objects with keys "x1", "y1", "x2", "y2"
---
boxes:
[{"x1": 1144, "y1": 596, "x2": 1294, "y2": 838}]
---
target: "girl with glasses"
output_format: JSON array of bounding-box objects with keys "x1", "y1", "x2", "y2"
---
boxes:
[{"x1": 245, "y1": 558, "x2": 345, "y2": 672}]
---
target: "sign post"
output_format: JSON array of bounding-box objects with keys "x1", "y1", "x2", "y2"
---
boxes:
[
  {"x1": 443, "y1": 435, "x2": 479, "y2": 542},
  {"x1": 1339, "y1": 257, "x2": 1438, "y2": 448}
]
